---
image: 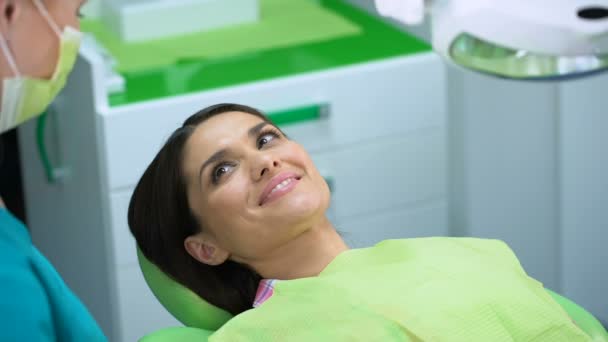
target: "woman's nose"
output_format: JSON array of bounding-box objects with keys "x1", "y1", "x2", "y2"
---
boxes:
[{"x1": 252, "y1": 152, "x2": 281, "y2": 181}]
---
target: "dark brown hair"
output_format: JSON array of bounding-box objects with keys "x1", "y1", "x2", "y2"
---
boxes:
[{"x1": 128, "y1": 103, "x2": 272, "y2": 315}]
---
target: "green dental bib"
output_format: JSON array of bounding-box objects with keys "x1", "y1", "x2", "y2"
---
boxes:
[{"x1": 209, "y1": 238, "x2": 590, "y2": 341}]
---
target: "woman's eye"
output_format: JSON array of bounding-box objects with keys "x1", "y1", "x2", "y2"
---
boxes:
[
  {"x1": 257, "y1": 131, "x2": 279, "y2": 149},
  {"x1": 212, "y1": 164, "x2": 234, "y2": 183}
]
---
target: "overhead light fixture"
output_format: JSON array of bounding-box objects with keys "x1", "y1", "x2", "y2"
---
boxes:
[{"x1": 376, "y1": 0, "x2": 608, "y2": 80}]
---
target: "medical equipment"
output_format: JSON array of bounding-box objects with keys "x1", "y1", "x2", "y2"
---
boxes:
[{"x1": 375, "y1": 0, "x2": 608, "y2": 80}]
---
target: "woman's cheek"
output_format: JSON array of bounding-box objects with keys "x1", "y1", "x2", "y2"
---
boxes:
[
  {"x1": 214, "y1": 172, "x2": 251, "y2": 208},
  {"x1": 284, "y1": 142, "x2": 312, "y2": 165}
]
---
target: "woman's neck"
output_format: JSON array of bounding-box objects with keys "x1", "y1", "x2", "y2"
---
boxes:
[{"x1": 249, "y1": 217, "x2": 349, "y2": 280}]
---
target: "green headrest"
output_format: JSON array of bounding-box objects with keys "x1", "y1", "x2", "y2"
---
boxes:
[
  {"x1": 137, "y1": 248, "x2": 233, "y2": 331},
  {"x1": 545, "y1": 289, "x2": 608, "y2": 341}
]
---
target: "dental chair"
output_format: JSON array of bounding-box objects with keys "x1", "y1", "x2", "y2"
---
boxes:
[{"x1": 136, "y1": 249, "x2": 608, "y2": 341}]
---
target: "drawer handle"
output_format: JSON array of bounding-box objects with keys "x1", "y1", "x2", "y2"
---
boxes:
[{"x1": 268, "y1": 104, "x2": 330, "y2": 127}]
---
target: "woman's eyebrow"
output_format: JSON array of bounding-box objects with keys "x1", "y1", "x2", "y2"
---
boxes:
[{"x1": 248, "y1": 121, "x2": 269, "y2": 138}]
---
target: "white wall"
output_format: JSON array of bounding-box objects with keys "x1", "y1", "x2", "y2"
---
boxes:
[
  {"x1": 559, "y1": 75, "x2": 608, "y2": 326},
  {"x1": 448, "y1": 65, "x2": 608, "y2": 325},
  {"x1": 347, "y1": 0, "x2": 608, "y2": 325},
  {"x1": 446, "y1": 67, "x2": 561, "y2": 290}
]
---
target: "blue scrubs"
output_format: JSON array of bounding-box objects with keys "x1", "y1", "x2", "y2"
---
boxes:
[{"x1": 0, "y1": 209, "x2": 106, "y2": 341}]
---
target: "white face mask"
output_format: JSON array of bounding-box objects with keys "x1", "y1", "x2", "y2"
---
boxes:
[{"x1": 0, "y1": 0, "x2": 83, "y2": 133}]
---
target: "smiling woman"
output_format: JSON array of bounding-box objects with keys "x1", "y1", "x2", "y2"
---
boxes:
[
  {"x1": 128, "y1": 103, "x2": 346, "y2": 315},
  {"x1": 128, "y1": 103, "x2": 593, "y2": 341}
]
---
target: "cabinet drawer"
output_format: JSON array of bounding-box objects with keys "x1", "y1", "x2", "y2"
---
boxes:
[
  {"x1": 311, "y1": 126, "x2": 446, "y2": 221},
  {"x1": 337, "y1": 200, "x2": 448, "y2": 248},
  {"x1": 100, "y1": 53, "x2": 445, "y2": 190}
]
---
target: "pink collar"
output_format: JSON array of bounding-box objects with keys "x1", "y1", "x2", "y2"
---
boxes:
[{"x1": 253, "y1": 279, "x2": 278, "y2": 308}]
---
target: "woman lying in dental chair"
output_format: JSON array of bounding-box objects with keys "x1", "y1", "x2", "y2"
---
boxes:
[{"x1": 128, "y1": 103, "x2": 600, "y2": 341}]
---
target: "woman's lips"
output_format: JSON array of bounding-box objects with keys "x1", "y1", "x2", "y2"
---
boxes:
[{"x1": 259, "y1": 172, "x2": 301, "y2": 206}]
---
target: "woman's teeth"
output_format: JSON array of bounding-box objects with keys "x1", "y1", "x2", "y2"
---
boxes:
[{"x1": 270, "y1": 178, "x2": 294, "y2": 194}]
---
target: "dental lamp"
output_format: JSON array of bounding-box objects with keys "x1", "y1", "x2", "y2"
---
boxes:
[{"x1": 375, "y1": 0, "x2": 608, "y2": 80}]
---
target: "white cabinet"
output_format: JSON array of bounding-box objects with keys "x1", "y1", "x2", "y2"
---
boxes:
[{"x1": 18, "y1": 51, "x2": 447, "y2": 341}]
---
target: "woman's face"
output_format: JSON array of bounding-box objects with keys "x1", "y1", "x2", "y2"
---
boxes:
[{"x1": 182, "y1": 111, "x2": 331, "y2": 264}]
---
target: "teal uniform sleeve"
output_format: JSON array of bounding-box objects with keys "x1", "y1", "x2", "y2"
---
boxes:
[{"x1": 0, "y1": 209, "x2": 107, "y2": 341}]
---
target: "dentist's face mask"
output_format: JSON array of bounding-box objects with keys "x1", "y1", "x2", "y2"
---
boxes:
[{"x1": 0, "y1": 0, "x2": 83, "y2": 133}]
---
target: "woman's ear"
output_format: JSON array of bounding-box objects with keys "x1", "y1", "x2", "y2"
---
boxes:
[{"x1": 184, "y1": 234, "x2": 230, "y2": 266}]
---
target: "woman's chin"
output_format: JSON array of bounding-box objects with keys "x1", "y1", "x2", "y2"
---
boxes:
[{"x1": 265, "y1": 191, "x2": 327, "y2": 221}]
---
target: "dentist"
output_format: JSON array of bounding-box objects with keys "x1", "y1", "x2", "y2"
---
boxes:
[{"x1": 0, "y1": 0, "x2": 105, "y2": 340}]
